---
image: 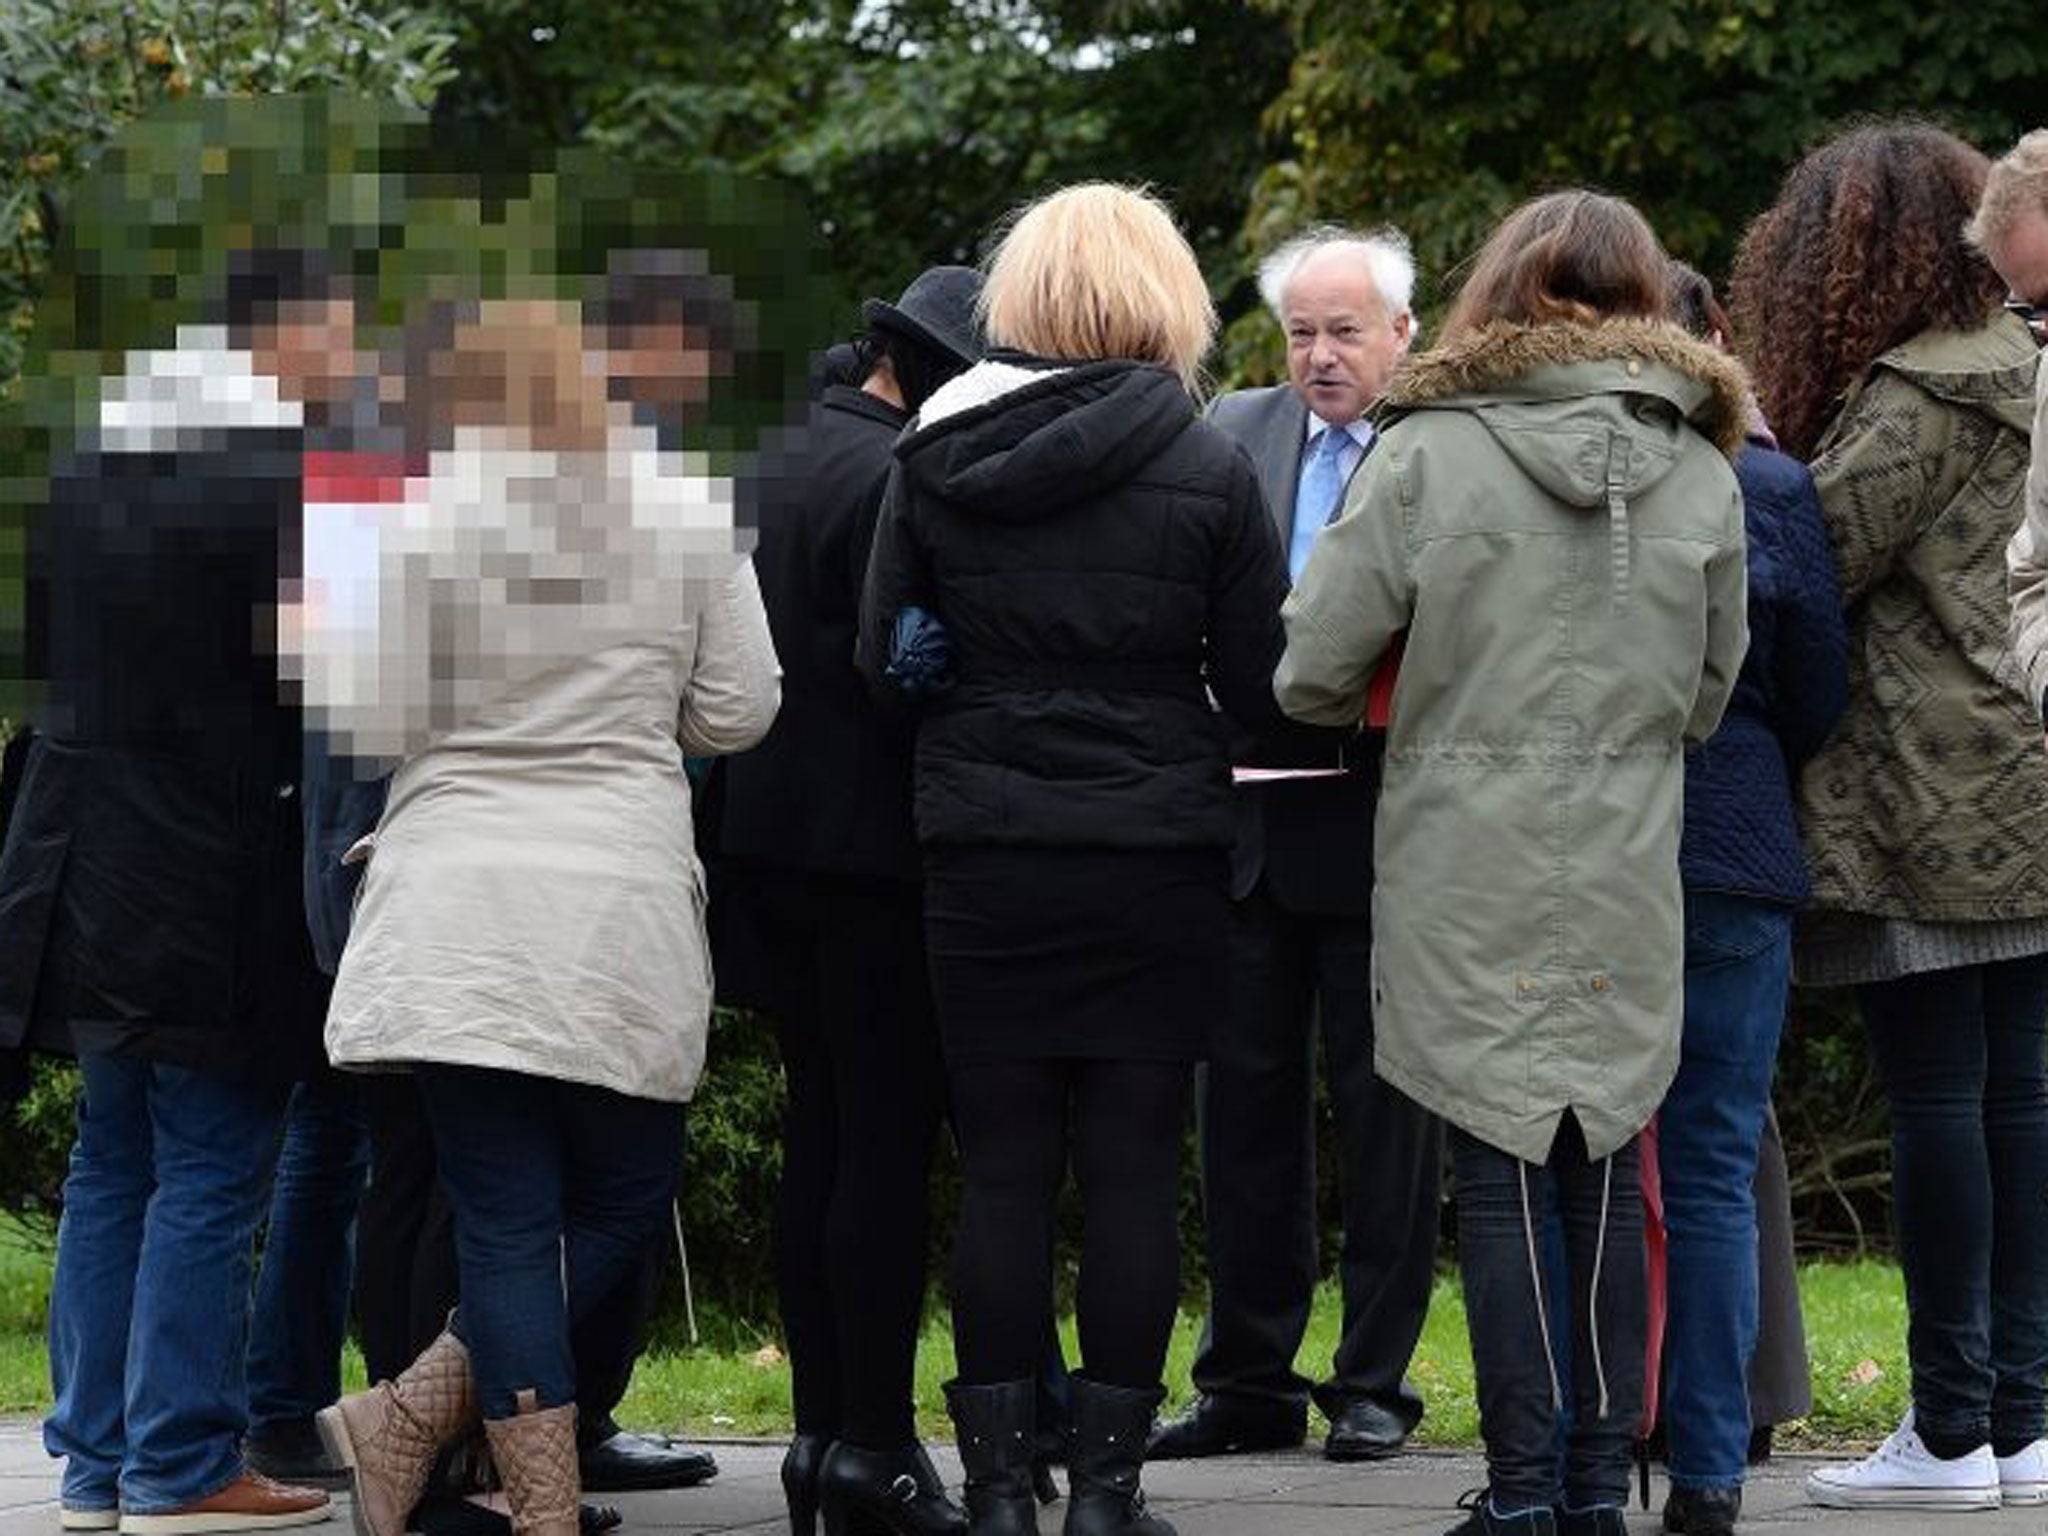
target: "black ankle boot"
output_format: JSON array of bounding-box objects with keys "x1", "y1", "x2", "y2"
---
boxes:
[
  {"x1": 817, "y1": 1441, "x2": 968, "y2": 1536},
  {"x1": 1061, "y1": 1379, "x2": 1173, "y2": 1536},
  {"x1": 782, "y1": 1434, "x2": 831, "y2": 1536},
  {"x1": 945, "y1": 1380, "x2": 1041, "y2": 1536}
]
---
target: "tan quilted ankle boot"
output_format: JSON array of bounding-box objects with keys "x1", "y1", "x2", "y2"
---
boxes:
[
  {"x1": 316, "y1": 1329, "x2": 480, "y2": 1536},
  {"x1": 482, "y1": 1394, "x2": 580, "y2": 1536}
]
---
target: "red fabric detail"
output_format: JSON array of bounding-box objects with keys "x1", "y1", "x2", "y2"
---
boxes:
[
  {"x1": 1364, "y1": 635, "x2": 1405, "y2": 728},
  {"x1": 1639, "y1": 1116, "x2": 1667, "y2": 1436},
  {"x1": 303, "y1": 450, "x2": 415, "y2": 505}
]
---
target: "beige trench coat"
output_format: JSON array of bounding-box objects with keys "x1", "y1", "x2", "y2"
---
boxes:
[{"x1": 322, "y1": 442, "x2": 781, "y2": 1104}]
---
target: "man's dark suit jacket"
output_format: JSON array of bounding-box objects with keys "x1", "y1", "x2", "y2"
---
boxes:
[{"x1": 1207, "y1": 384, "x2": 1379, "y2": 917}]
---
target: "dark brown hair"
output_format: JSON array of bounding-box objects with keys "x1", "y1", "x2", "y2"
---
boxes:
[
  {"x1": 1728, "y1": 123, "x2": 2003, "y2": 460},
  {"x1": 1666, "y1": 260, "x2": 1733, "y2": 346},
  {"x1": 1437, "y1": 191, "x2": 1670, "y2": 348}
]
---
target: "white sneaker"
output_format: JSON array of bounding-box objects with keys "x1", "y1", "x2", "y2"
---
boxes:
[
  {"x1": 61, "y1": 1509, "x2": 121, "y2": 1532},
  {"x1": 1804, "y1": 1414, "x2": 2001, "y2": 1511},
  {"x1": 1997, "y1": 1436, "x2": 2048, "y2": 1505}
]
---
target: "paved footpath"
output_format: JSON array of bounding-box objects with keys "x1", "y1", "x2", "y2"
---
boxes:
[{"x1": 0, "y1": 1419, "x2": 2036, "y2": 1535}]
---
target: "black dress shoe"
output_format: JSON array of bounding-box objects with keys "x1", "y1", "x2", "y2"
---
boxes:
[
  {"x1": 244, "y1": 1418, "x2": 349, "y2": 1488},
  {"x1": 1662, "y1": 1484, "x2": 1740, "y2": 1536},
  {"x1": 577, "y1": 1429, "x2": 720, "y2": 1491},
  {"x1": 1145, "y1": 1394, "x2": 1305, "y2": 1460},
  {"x1": 1322, "y1": 1398, "x2": 1411, "y2": 1462}
]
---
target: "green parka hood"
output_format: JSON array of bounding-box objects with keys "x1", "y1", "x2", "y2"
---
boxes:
[
  {"x1": 1873, "y1": 320, "x2": 2039, "y2": 438},
  {"x1": 1380, "y1": 318, "x2": 1750, "y2": 614}
]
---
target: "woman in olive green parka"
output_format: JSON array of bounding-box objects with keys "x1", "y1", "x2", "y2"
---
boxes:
[{"x1": 1274, "y1": 192, "x2": 1748, "y2": 1536}]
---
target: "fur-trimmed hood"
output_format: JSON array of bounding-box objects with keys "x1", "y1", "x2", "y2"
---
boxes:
[{"x1": 1386, "y1": 318, "x2": 1751, "y2": 458}]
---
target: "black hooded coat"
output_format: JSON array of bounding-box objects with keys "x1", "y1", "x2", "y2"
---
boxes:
[{"x1": 855, "y1": 355, "x2": 1290, "y2": 852}]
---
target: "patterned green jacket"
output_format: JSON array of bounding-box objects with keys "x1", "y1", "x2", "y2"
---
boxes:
[{"x1": 1798, "y1": 315, "x2": 2048, "y2": 921}]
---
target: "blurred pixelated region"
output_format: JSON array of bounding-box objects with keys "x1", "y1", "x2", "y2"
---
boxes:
[{"x1": 0, "y1": 92, "x2": 835, "y2": 766}]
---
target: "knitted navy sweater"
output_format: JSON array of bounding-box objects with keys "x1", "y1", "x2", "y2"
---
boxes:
[{"x1": 1680, "y1": 439, "x2": 1848, "y2": 905}]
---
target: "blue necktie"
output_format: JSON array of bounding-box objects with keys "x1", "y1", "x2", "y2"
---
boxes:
[{"x1": 1289, "y1": 426, "x2": 1348, "y2": 584}]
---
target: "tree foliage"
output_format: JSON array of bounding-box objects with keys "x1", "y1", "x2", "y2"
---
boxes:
[
  {"x1": 1231, "y1": 0, "x2": 2048, "y2": 377},
  {"x1": 427, "y1": 0, "x2": 1291, "y2": 322},
  {"x1": 0, "y1": 0, "x2": 458, "y2": 395}
]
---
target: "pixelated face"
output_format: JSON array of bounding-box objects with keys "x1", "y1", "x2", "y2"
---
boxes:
[
  {"x1": 1990, "y1": 206, "x2": 2048, "y2": 343},
  {"x1": 1282, "y1": 246, "x2": 1412, "y2": 426},
  {"x1": 255, "y1": 296, "x2": 370, "y2": 408},
  {"x1": 600, "y1": 319, "x2": 724, "y2": 420}
]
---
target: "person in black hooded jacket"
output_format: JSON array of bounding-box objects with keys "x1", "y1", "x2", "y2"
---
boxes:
[{"x1": 856, "y1": 183, "x2": 1292, "y2": 1536}]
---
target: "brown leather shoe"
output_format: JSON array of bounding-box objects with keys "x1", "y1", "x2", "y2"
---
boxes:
[
  {"x1": 481, "y1": 1394, "x2": 580, "y2": 1536},
  {"x1": 316, "y1": 1329, "x2": 479, "y2": 1536},
  {"x1": 116, "y1": 1472, "x2": 331, "y2": 1535}
]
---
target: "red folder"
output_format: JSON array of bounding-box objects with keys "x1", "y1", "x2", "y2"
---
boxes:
[{"x1": 1364, "y1": 634, "x2": 1405, "y2": 728}]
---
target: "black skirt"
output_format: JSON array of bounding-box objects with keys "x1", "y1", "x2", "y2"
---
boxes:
[{"x1": 923, "y1": 845, "x2": 1226, "y2": 1064}]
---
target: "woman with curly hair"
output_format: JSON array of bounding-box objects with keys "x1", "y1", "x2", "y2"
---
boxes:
[{"x1": 1730, "y1": 122, "x2": 2048, "y2": 1514}]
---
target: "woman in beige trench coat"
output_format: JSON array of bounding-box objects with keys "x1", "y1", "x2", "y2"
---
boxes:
[{"x1": 295, "y1": 297, "x2": 780, "y2": 1536}]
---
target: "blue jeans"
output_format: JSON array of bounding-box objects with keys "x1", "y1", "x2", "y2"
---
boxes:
[
  {"x1": 1661, "y1": 891, "x2": 1792, "y2": 1491},
  {"x1": 246, "y1": 1074, "x2": 370, "y2": 1432},
  {"x1": 45, "y1": 1055, "x2": 290, "y2": 1512},
  {"x1": 416, "y1": 1065, "x2": 682, "y2": 1420},
  {"x1": 1860, "y1": 954, "x2": 2048, "y2": 1455}
]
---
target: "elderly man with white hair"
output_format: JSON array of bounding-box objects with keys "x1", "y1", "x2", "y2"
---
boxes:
[{"x1": 1150, "y1": 226, "x2": 1445, "y2": 1465}]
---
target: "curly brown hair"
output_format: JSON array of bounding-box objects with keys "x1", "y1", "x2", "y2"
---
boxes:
[{"x1": 1728, "y1": 123, "x2": 2003, "y2": 460}]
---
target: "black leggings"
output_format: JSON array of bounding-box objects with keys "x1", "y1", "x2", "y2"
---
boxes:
[{"x1": 948, "y1": 1058, "x2": 1190, "y2": 1390}]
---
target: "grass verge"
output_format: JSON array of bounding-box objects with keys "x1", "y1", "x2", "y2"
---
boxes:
[{"x1": 0, "y1": 1218, "x2": 1910, "y2": 1447}]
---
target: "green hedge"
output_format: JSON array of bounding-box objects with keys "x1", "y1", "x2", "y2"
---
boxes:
[{"x1": 1, "y1": 989, "x2": 1893, "y2": 1337}]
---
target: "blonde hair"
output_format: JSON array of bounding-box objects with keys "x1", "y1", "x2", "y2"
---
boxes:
[
  {"x1": 980, "y1": 183, "x2": 1216, "y2": 391},
  {"x1": 1969, "y1": 129, "x2": 2048, "y2": 253}
]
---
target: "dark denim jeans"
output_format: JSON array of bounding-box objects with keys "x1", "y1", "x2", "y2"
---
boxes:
[
  {"x1": 416, "y1": 1065, "x2": 682, "y2": 1420},
  {"x1": 246, "y1": 1073, "x2": 370, "y2": 1431},
  {"x1": 1859, "y1": 954, "x2": 2048, "y2": 1455},
  {"x1": 45, "y1": 1055, "x2": 290, "y2": 1513},
  {"x1": 1453, "y1": 1117, "x2": 1645, "y2": 1516},
  {"x1": 1661, "y1": 891, "x2": 1792, "y2": 1491}
]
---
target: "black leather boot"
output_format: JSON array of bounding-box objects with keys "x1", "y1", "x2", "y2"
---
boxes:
[
  {"x1": 945, "y1": 1380, "x2": 1041, "y2": 1536},
  {"x1": 817, "y1": 1441, "x2": 969, "y2": 1536},
  {"x1": 781, "y1": 1434, "x2": 831, "y2": 1536},
  {"x1": 1061, "y1": 1379, "x2": 1173, "y2": 1536}
]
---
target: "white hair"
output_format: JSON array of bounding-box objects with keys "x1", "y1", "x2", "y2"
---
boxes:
[{"x1": 1257, "y1": 225, "x2": 1418, "y2": 331}]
